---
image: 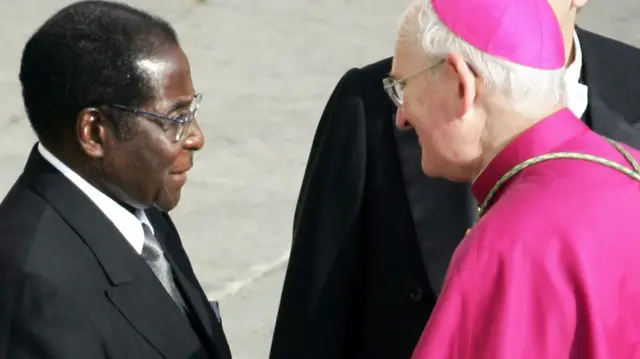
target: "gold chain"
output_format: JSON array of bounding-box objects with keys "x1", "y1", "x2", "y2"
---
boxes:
[{"x1": 477, "y1": 138, "x2": 640, "y2": 219}]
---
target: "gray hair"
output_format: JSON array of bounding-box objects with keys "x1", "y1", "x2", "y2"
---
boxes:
[{"x1": 399, "y1": 0, "x2": 567, "y2": 117}]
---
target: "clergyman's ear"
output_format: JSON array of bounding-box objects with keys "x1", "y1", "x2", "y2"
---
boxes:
[
  {"x1": 445, "y1": 53, "x2": 477, "y2": 118},
  {"x1": 76, "y1": 108, "x2": 110, "y2": 159}
]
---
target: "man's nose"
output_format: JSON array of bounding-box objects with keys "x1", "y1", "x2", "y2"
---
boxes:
[
  {"x1": 395, "y1": 107, "x2": 412, "y2": 130},
  {"x1": 182, "y1": 119, "x2": 205, "y2": 151}
]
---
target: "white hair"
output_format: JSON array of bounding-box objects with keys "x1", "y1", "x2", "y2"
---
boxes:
[{"x1": 399, "y1": 0, "x2": 567, "y2": 117}]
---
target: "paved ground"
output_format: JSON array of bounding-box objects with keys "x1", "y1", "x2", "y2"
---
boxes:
[{"x1": 0, "y1": 1, "x2": 637, "y2": 358}]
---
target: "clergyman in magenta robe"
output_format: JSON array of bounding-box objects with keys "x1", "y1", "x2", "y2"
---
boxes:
[
  {"x1": 412, "y1": 108, "x2": 640, "y2": 358},
  {"x1": 385, "y1": 0, "x2": 640, "y2": 357}
]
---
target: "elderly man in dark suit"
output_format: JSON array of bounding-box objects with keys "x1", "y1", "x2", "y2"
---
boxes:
[
  {"x1": 269, "y1": 0, "x2": 640, "y2": 358},
  {"x1": 0, "y1": 1, "x2": 231, "y2": 358}
]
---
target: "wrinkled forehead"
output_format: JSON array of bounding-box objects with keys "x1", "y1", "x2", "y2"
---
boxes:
[
  {"x1": 392, "y1": 35, "x2": 431, "y2": 79},
  {"x1": 392, "y1": 7, "x2": 433, "y2": 78}
]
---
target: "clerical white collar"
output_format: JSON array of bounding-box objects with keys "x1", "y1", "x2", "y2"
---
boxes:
[{"x1": 565, "y1": 31, "x2": 583, "y2": 85}]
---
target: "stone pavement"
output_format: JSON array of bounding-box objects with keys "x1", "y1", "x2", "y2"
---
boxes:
[{"x1": 0, "y1": 1, "x2": 637, "y2": 358}]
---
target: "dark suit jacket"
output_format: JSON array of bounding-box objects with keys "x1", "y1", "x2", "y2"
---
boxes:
[
  {"x1": 269, "y1": 28, "x2": 640, "y2": 359},
  {"x1": 0, "y1": 147, "x2": 232, "y2": 359}
]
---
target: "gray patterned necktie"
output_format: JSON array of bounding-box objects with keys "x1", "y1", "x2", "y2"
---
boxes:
[{"x1": 141, "y1": 223, "x2": 186, "y2": 311}]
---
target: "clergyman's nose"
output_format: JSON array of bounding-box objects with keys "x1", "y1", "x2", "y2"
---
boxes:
[{"x1": 395, "y1": 107, "x2": 412, "y2": 130}]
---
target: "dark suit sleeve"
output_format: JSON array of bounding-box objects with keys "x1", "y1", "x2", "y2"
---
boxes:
[
  {"x1": 270, "y1": 68, "x2": 368, "y2": 359},
  {"x1": 1, "y1": 274, "x2": 106, "y2": 359}
]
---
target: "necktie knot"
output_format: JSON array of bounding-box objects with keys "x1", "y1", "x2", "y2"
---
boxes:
[{"x1": 141, "y1": 227, "x2": 163, "y2": 261}]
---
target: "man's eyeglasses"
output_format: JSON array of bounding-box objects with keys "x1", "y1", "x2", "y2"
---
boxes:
[
  {"x1": 109, "y1": 93, "x2": 202, "y2": 142},
  {"x1": 382, "y1": 60, "x2": 444, "y2": 107}
]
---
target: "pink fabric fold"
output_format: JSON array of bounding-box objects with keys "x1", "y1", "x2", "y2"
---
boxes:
[{"x1": 432, "y1": 0, "x2": 565, "y2": 69}]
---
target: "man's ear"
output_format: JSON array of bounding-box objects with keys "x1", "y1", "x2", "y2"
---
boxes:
[
  {"x1": 444, "y1": 53, "x2": 477, "y2": 118},
  {"x1": 76, "y1": 108, "x2": 110, "y2": 159}
]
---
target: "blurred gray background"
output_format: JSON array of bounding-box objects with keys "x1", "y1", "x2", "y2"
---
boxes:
[{"x1": 0, "y1": 1, "x2": 636, "y2": 358}]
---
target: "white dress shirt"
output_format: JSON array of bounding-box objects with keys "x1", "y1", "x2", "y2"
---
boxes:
[
  {"x1": 565, "y1": 31, "x2": 589, "y2": 119},
  {"x1": 38, "y1": 143, "x2": 152, "y2": 254}
]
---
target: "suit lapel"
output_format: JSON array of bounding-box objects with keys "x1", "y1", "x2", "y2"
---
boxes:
[
  {"x1": 576, "y1": 29, "x2": 640, "y2": 149},
  {"x1": 392, "y1": 119, "x2": 476, "y2": 294},
  {"x1": 576, "y1": 28, "x2": 640, "y2": 149},
  {"x1": 106, "y1": 281, "x2": 200, "y2": 359},
  {"x1": 577, "y1": 27, "x2": 640, "y2": 125},
  {"x1": 588, "y1": 88, "x2": 640, "y2": 149},
  {"x1": 22, "y1": 147, "x2": 201, "y2": 359},
  {"x1": 149, "y1": 212, "x2": 232, "y2": 359}
]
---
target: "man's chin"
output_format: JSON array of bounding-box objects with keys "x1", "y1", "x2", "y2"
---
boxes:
[
  {"x1": 421, "y1": 161, "x2": 471, "y2": 183},
  {"x1": 154, "y1": 189, "x2": 182, "y2": 212},
  {"x1": 420, "y1": 157, "x2": 443, "y2": 179}
]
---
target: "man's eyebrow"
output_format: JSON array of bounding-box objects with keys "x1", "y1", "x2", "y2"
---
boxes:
[{"x1": 166, "y1": 97, "x2": 193, "y2": 112}]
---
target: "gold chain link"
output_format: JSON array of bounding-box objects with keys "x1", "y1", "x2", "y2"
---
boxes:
[{"x1": 477, "y1": 138, "x2": 640, "y2": 219}]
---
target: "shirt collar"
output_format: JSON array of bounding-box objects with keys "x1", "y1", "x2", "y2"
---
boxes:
[
  {"x1": 37, "y1": 143, "x2": 151, "y2": 254},
  {"x1": 471, "y1": 108, "x2": 589, "y2": 208},
  {"x1": 565, "y1": 30, "x2": 584, "y2": 85}
]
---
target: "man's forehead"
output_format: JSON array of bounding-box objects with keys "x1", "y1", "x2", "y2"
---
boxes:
[
  {"x1": 136, "y1": 58, "x2": 175, "y2": 83},
  {"x1": 136, "y1": 53, "x2": 195, "y2": 110},
  {"x1": 391, "y1": 44, "x2": 422, "y2": 79}
]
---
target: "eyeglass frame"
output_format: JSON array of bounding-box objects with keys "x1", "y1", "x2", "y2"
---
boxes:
[
  {"x1": 382, "y1": 59, "x2": 445, "y2": 108},
  {"x1": 108, "y1": 93, "x2": 202, "y2": 142}
]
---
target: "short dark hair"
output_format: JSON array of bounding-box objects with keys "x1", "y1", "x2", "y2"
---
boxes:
[{"x1": 19, "y1": 0, "x2": 179, "y2": 145}]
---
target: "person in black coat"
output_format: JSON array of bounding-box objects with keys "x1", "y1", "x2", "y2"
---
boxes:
[
  {"x1": 269, "y1": 2, "x2": 640, "y2": 359},
  {"x1": 0, "y1": 2, "x2": 231, "y2": 358}
]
